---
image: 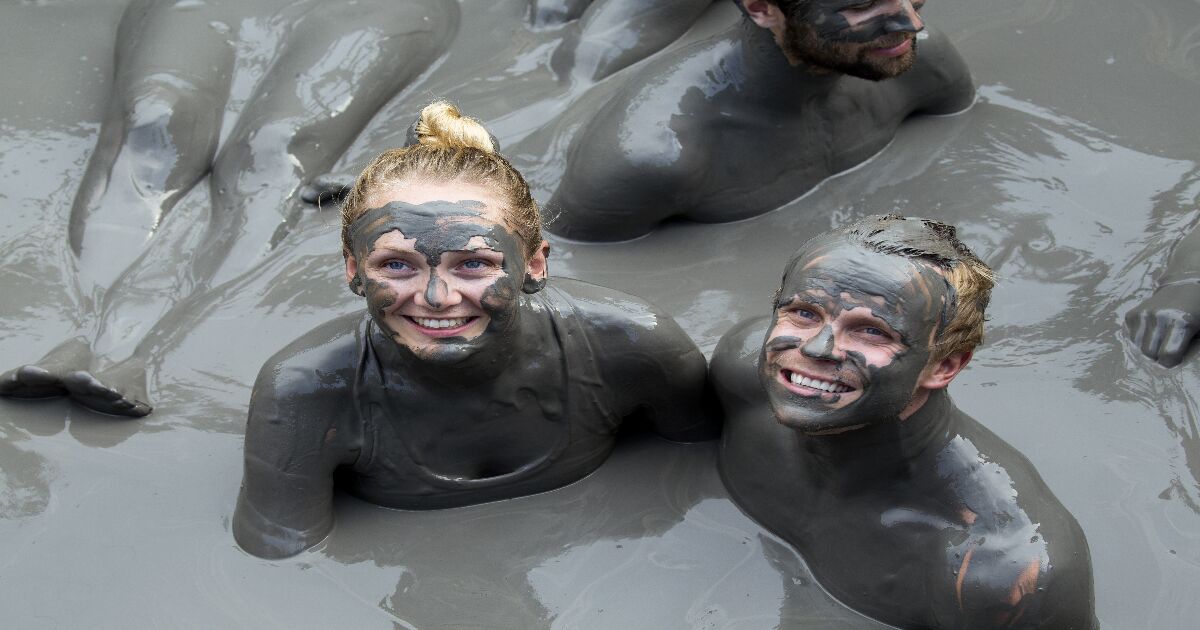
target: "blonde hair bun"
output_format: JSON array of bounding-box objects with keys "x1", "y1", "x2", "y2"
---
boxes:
[{"x1": 413, "y1": 101, "x2": 497, "y2": 153}]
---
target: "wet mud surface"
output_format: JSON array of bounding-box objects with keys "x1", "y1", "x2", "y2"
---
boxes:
[{"x1": 2, "y1": 1, "x2": 1199, "y2": 627}]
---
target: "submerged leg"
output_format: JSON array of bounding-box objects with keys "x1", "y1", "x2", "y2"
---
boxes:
[
  {"x1": 73, "y1": 0, "x2": 458, "y2": 411},
  {"x1": 68, "y1": 0, "x2": 235, "y2": 291},
  {"x1": 202, "y1": 0, "x2": 457, "y2": 286}
]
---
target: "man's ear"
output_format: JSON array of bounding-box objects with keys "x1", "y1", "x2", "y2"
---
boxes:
[
  {"x1": 919, "y1": 350, "x2": 972, "y2": 390},
  {"x1": 743, "y1": 0, "x2": 787, "y2": 31},
  {"x1": 522, "y1": 240, "x2": 551, "y2": 294},
  {"x1": 344, "y1": 250, "x2": 365, "y2": 296}
]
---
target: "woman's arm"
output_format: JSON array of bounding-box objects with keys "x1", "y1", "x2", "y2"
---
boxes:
[{"x1": 232, "y1": 330, "x2": 360, "y2": 559}]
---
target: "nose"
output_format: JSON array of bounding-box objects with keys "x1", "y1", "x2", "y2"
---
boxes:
[
  {"x1": 800, "y1": 325, "x2": 838, "y2": 361},
  {"x1": 417, "y1": 270, "x2": 463, "y2": 309},
  {"x1": 884, "y1": 0, "x2": 924, "y2": 34}
]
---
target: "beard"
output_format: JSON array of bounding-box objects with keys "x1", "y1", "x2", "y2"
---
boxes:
[{"x1": 780, "y1": 21, "x2": 917, "y2": 81}]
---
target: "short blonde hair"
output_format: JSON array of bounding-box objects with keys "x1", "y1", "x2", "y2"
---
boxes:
[
  {"x1": 934, "y1": 254, "x2": 995, "y2": 362},
  {"x1": 340, "y1": 101, "x2": 543, "y2": 258}
]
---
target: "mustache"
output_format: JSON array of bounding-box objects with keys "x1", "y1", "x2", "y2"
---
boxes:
[{"x1": 871, "y1": 32, "x2": 913, "y2": 49}]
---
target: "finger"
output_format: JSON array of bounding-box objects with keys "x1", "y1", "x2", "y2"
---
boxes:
[
  {"x1": 1128, "y1": 310, "x2": 1148, "y2": 347},
  {"x1": 1157, "y1": 321, "x2": 1199, "y2": 368},
  {"x1": 1137, "y1": 309, "x2": 1156, "y2": 355},
  {"x1": 1142, "y1": 309, "x2": 1171, "y2": 357}
]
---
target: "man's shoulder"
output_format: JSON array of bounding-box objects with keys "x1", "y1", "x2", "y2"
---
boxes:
[
  {"x1": 930, "y1": 416, "x2": 1095, "y2": 626},
  {"x1": 898, "y1": 25, "x2": 975, "y2": 114}
]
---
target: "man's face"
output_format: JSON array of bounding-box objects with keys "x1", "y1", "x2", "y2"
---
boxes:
[
  {"x1": 759, "y1": 239, "x2": 952, "y2": 434},
  {"x1": 345, "y1": 183, "x2": 531, "y2": 364},
  {"x1": 781, "y1": 0, "x2": 926, "y2": 81}
]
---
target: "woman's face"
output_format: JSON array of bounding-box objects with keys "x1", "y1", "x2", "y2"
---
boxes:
[{"x1": 344, "y1": 181, "x2": 547, "y2": 363}]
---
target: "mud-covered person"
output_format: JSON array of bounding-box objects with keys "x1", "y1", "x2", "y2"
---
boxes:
[
  {"x1": 711, "y1": 215, "x2": 1096, "y2": 628},
  {"x1": 233, "y1": 102, "x2": 718, "y2": 559},
  {"x1": 545, "y1": 0, "x2": 973, "y2": 241},
  {"x1": 1126, "y1": 219, "x2": 1200, "y2": 368}
]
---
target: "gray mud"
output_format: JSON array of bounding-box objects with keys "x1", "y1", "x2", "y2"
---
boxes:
[{"x1": 2, "y1": 1, "x2": 1199, "y2": 628}]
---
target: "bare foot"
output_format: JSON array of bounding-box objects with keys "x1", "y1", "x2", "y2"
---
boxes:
[
  {"x1": 0, "y1": 337, "x2": 93, "y2": 399},
  {"x1": 62, "y1": 356, "x2": 153, "y2": 418}
]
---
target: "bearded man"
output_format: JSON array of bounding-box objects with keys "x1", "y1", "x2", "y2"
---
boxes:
[
  {"x1": 711, "y1": 215, "x2": 1096, "y2": 628},
  {"x1": 544, "y1": 1, "x2": 974, "y2": 240}
]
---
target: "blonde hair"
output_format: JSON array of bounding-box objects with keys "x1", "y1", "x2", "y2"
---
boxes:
[
  {"x1": 934, "y1": 256, "x2": 995, "y2": 362},
  {"x1": 340, "y1": 101, "x2": 543, "y2": 258}
]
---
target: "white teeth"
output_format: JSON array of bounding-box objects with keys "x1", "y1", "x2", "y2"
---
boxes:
[
  {"x1": 788, "y1": 372, "x2": 851, "y2": 394},
  {"x1": 413, "y1": 317, "x2": 470, "y2": 329}
]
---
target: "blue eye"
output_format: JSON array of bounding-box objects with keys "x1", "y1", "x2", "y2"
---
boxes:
[
  {"x1": 460, "y1": 259, "x2": 487, "y2": 270},
  {"x1": 384, "y1": 260, "x2": 411, "y2": 271}
]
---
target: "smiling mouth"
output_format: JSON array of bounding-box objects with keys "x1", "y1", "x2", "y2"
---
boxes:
[
  {"x1": 406, "y1": 316, "x2": 479, "y2": 335},
  {"x1": 781, "y1": 370, "x2": 855, "y2": 394}
]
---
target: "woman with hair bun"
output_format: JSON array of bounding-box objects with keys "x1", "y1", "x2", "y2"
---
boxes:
[{"x1": 233, "y1": 102, "x2": 718, "y2": 560}]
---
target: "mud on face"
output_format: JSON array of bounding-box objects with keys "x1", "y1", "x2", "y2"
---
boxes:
[{"x1": 759, "y1": 238, "x2": 953, "y2": 433}]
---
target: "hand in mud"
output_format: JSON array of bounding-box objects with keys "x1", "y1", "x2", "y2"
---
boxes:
[
  {"x1": 299, "y1": 176, "x2": 352, "y2": 207},
  {"x1": 1125, "y1": 282, "x2": 1200, "y2": 368}
]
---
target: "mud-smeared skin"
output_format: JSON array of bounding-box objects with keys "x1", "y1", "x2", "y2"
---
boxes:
[
  {"x1": 1126, "y1": 220, "x2": 1200, "y2": 367},
  {"x1": 545, "y1": 1, "x2": 973, "y2": 241},
  {"x1": 0, "y1": 0, "x2": 458, "y2": 418},
  {"x1": 800, "y1": 0, "x2": 926, "y2": 44},
  {"x1": 761, "y1": 241, "x2": 951, "y2": 433},
  {"x1": 236, "y1": 230, "x2": 716, "y2": 558},
  {"x1": 346, "y1": 200, "x2": 528, "y2": 367},
  {"x1": 713, "y1": 234, "x2": 1095, "y2": 628},
  {"x1": 0, "y1": 338, "x2": 151, "y2": 417},
  {"x1": 546, "y1": 0, "x2": 715, "y2": 82}
]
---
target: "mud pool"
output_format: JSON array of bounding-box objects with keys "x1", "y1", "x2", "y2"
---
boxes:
[{"x1": 2, "y1": 1, "x2": 1199, "y2": 627}]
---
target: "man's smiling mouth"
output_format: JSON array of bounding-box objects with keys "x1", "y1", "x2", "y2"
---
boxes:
[{"x1": 782, "y1": 369, "x2": 854, "y2": 394}]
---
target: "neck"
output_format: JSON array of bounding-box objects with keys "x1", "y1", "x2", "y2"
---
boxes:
[
  {"x1": 735, "y1": 20, "x2": 839, "y2": 102},
  {"x1": 795, "y1": 389, "x2": 958, "y2": 497}
]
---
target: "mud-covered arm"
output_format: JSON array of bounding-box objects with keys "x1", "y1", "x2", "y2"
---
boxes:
[
  {"x1": 545, "y1": 74, "x2": 704, "y2": 241},
  {"x1": 1125, "y1": 221, "x2": 1200, "y2": 367},
  {"x1": 908, "y1": 26, "x2": 975, "y2": 116},
  {"x1": 576, "y1": 285, "x2": 719, "y2": 441},
  {"x1": 547, "y1": 140, "x2": 694, "y2": 241},
  {"x1": 232, "y1": 360, "x2": 355, "y2": 559}
]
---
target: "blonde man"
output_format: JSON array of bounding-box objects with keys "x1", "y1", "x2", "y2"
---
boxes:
[{"x1": 712, "y1": 215, "x2": 1096, "y2": 628}]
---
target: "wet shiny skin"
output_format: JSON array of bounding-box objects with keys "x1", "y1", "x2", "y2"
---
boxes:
[
  {"x1": 762, "y1": 243, "x2": 950, "y2": 433},
  {"x1": 344, "y1": 183, "x2": 541, "y2": 363},
  {"x1": 1, "y1": 1, "x2": 1198, "y2": 627},
  {"x1": 717, "y1": 239, "x2": 1095, "y2": 627}
]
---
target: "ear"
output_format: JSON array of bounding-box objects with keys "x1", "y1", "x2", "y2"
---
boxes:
[
  {"x1": 344, "y1": 250, "x2": 365, "y2": 296},
  {"x1": 918, "y1": 350, "x2": 972, "y2": 390},
  {"x1": 522, "y1": 240, "x2": 550, "y2": 294},
  {"x1": 743, "y1": 0, "x2": 787, "y2": 31}
]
